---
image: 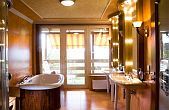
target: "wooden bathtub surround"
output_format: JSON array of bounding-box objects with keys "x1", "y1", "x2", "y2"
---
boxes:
[{"x1": 20, "y1": 87, "x2": 61, "y2": 110}]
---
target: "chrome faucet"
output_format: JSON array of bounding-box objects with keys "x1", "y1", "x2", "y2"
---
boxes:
[
  {"x1": 129, "y1": 72, "x2": 133, "y2": 79},
  {"x1": 19, "y1": 75, "x2": 32, "y2": 84}
]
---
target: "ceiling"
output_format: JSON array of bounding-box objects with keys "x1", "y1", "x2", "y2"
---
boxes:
[
  {"x1": 13, "y1": 0, "x2": 119, "y2": 23},
  {"x1": 12, "y1": 0, "x2": 169, "y2": 29}
]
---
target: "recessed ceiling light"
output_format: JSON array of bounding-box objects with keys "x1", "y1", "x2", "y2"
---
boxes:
[{"x1": 60, "y1": 0, "x2": 75, "y2": 7}]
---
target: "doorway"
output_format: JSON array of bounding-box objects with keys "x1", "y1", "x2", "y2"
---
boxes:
[{"x1": 159, "y1": 0, "x2": 169, "y2": 109}]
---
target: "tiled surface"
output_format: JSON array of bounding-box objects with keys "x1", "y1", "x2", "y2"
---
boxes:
[{"x1": 59, "y1": 89, "x2": 125, "y2": 110}]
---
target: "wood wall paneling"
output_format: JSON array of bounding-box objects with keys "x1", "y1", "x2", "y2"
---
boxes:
[
  {"x1": 8, "y1": 12, "x2": 33, "y2": 86},
  {"x1": 130, "y1": 0, "x2": 156, "y2": 110},
  {"x1": 119, "y1": 13, "x2": 125, "y2": 66},
  {"x1": 143, "y1": 0, "x2": 156, "y2": 72}
]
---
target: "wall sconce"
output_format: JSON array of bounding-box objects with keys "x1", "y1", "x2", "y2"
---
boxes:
[
  {"x1": 125, "y1": 38, "x2": 133, "y2": 44},
  {"x1": 133, "y1": 21, "x2": 149, "y2": 37}
]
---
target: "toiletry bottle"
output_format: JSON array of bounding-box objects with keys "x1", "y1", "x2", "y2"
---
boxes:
[{"x1": 138, "y1": 68, "x2": 144, "y2": 81}]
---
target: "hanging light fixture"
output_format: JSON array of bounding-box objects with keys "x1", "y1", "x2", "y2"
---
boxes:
[{"x1": 60, "y1": 0, "x2": 75, "y2": 6}]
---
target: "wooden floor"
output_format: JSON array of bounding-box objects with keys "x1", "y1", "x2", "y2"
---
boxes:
[
  {"x1": 159, "y1": 89, "x2": 169, "y2": 110},
  {"x1": 59, "y1": 89, "x2": 125, "y2": 110}
]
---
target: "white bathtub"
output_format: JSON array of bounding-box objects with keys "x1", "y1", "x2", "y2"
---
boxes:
[{"x1": 19, "y1": 74, "x2": 64, "y2": 90}]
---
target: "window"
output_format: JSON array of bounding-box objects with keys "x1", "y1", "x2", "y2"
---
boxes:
[
  {"x1": 160, "y1": 32, "x2": 169, "y2": 72},
  {"x1": 90, "y1": 28, "x2": 110, "y2": 74},
  {"x1": 41, "y1": 28, "x2": 61, "y2": 73}
]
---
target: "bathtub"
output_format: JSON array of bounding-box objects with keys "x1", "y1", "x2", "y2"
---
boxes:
[{"x1": 19, "y1": 73, "x2": 64, "y2": 90}]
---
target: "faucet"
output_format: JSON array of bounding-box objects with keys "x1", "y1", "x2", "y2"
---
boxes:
[
  {"x1": 129, "y1": 72, "x2": 133, "y2": 79},
  {"x1": 18, "y1": 75, "x2": 32, "y2": 84}
]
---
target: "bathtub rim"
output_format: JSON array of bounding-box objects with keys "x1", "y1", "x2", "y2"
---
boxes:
[{"x1": 18, "y1": 73, "x2": 64, "y2": 90}]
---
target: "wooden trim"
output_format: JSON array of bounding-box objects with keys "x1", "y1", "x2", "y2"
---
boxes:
[
  {"x1": 85, "y1": 26, "x2": 91, "y2": 88},
  {"x1": 108, "y1": 11, "x2": 122, "y2": 19},
  {"x1": 9, "y1": 8, "x2": 33, "y2": 24},
  {"x1": 34, "y1": 19, "x2": 112, "y2": 25},
  {"x1": 101, "y1": 0, "x2": 113, "y2": 19},
  {"x1": 35, "y1": 25, "x2": 41, "y2": 74},
  {"x1": 32, "y1": 24, "x2": 36, "y2": 75},
  {"x1": 20, "y1": 0, "x2": 43, "y2": 19}
]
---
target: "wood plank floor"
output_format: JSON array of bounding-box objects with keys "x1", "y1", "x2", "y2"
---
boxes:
[{"x1": 59, "y1": 89, "x2": 125, "y2": 110}]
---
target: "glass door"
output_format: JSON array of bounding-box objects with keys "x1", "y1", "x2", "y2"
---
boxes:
[
  {"x1": 66, "y1": 29, "x2": 86, "y2": 87},
  {"x1": 41, "y1": 28, "x2": 61, "y2": 74},
  {"x1": 40, "y1": 27, "x2": 87, "y2": 87}
]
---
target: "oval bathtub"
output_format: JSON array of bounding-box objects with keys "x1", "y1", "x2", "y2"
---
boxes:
[
  {"x1": 19, "y1": 73, "x2": 64, "y2": 90},
  {"x1": 19, "y1": 74, "x2": 64, "y2": 110}
]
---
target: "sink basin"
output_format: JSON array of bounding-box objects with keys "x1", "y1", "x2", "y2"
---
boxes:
[
  {"x1": 109, "y1": 73, "x2": 147, "y2": 110},
  {"x1": 109, "y1": 74, "x2": 145, "y2": 88}
]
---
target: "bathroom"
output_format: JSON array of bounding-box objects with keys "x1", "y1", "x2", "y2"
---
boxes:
[{"x1": 0, "y1": 0, "x2": 169, "y2": 110}]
